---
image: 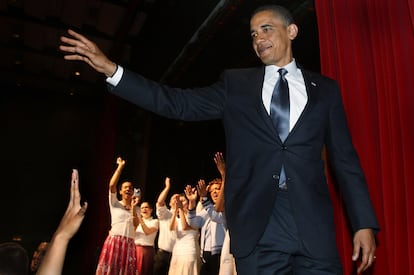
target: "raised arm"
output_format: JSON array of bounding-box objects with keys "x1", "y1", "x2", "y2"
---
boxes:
[
  {"x1": 176, "y1": 197, "x2": 192, "y2": 231},
  {"x1": 131, "y1": 196, "x2": 140, "y2": 229},
  {"x1": 59, "y1": 29, "x2": 117, "y2": 77},
  {"x1": 213, "y1": 152, "x2": 226, "y2": 212},
  {"x1": 169, "y1": 194, "x2": 179, "y2": 231},
  {"x1": 156, "y1": 177, "x2": 171, "y2": 208},
  {"x1": 36, "y1": 169, "x2": 88, "y2": 275},
  {"x1": 186, "y1": 183, "x2": 207, "y2": 228},
  {"x1": 109, "y1": 157, "x2": 125, "y2": 193},
  {"x1": 137, "y1": 215, "x2": 158, "y2": 235}
]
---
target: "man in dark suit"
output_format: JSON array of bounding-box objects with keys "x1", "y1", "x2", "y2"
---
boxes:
[{"x1": 60, "y1": 4, "x2": 378, "y2": 274}]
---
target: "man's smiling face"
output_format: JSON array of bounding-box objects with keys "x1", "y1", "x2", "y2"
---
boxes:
[{"x1": 250, "y1": 10, "x2": 297, "y2": 67}]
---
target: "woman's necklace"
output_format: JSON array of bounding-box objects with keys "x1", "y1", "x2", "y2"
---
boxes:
[{"x1": 121, "y1": 200, "x2": 131, "y2": 210}]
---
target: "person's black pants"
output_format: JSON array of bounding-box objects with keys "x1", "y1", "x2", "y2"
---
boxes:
[
  {"x1": 152, "y1": 249, "x2": 172, "y2": 275},
  {"x1": 235, "y1": 191, "x2": 343, "y2": 275},
  {"x1": 200, "y1": 251, "x2": 221, "y2": 275}
]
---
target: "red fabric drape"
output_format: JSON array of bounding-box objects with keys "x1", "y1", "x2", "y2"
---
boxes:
[
  {"x1": 80, "y1": 95, "x2": 118, "y2": 274},
  {"x1": 315, "y1": 0, "x2": 414, "y2": 274}
]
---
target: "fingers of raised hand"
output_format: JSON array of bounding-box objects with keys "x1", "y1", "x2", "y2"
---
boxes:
[{"x1": 78, "y1": 202, "x2": 88, "y2": 217}]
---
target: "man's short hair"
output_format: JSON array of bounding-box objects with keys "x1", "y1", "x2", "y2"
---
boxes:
[
  {"x1": 0, "y1": 242, "x2": 29, "y2": 275},
  {"x1": 251, "y1": 5, "x2": 295, "y2": 26}
]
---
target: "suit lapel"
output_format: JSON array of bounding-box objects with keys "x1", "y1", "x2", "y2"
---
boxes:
[
  {"x1": 289, "y1": 69, "x2": 318, "y2": 136},
  {"x1": 251, "y1": 67, "x2": 281, "y2": 142}
]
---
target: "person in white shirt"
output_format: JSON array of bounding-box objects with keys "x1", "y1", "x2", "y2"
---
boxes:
[
  {"x1": 187, "y1": 179, "x2": 226, "y2": 275},
  {"x1": 134, "y1": 201, "x2": 159, "y2": 275},
  {"x1": 153, "y1": 177, "x2": 176, "y2": 275},
  {"x1": 96, "y1": 157, "x2": 139, "y2": 275},
  {"x1": 169, "y1": 193, "x2": 201, "y2": 275}
]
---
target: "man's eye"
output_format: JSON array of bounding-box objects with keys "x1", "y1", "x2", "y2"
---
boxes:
[
  {"x1": 251, "y1": 32, "x2": 258, "y2": 39},
  {"x1": 263, "y1": 26, "x2": 273, "y2": 32}
]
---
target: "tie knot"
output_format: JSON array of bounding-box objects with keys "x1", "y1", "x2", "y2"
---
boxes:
[{"x1": 278, "y1": 68, "x2": 288, "y2": 77}]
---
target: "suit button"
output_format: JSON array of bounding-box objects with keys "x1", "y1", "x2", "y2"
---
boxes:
[
  {"x1": 282, "y1": 146, "x2": 287, "y2": 150},
  {"x1": 272, "y1": 174, "x2": 279, "y2": 180}
]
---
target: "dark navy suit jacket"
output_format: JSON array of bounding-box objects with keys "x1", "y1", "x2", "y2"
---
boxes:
[{"x1": 110, "y1": 65, "x2": 379, "y2": 258}]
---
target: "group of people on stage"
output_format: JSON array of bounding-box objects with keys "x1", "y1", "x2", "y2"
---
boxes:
[
  {"x1": 0, "y1": 153, "x2": 233, "y2": 275},
  {"x1": 96, "y1": 152, "x2": 235, "y2": 275}
]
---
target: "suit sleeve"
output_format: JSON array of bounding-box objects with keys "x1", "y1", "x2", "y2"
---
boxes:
[
  {"x1": 109, "y1": 68, "x2": 227, "y2": 121},
  {"x1": 325, "y1": 81, "x2": 379, "y2": 233}
]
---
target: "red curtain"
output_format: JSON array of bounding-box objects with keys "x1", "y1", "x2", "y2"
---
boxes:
[
  {"x1": 80, "y1": 95, "x2": 118, "y2": 274},
  {"x1": 315, "y1": 0, "x2": 414, "y2": 274}
]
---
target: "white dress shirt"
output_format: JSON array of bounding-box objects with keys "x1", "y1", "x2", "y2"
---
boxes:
[{"x1": 262, "y1": 60, "x2": 308, "y2": 131}]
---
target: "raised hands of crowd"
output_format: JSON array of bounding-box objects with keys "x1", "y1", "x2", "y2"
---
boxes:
[
  {"x1": 213, "y1": 152, "x2": 226, "y2": 212},
  {"x1": 59, "y1": 29, "x2": 117, "y2": 77},
  {"x1": 116, "y1": 157, "x2": 126, "y2": 167},
  {"x1": 214, "y1": 152, "x2": 226, "y2": 178},
  {"x1": 175, "y1": 195, "x2": 184, "y2": 211},
  {"x1": 109, "y1": 157, "x2": 126, "y2": 192},
  {"x1": 196, "y1": 179, "x2": 209, "y2": 198},
  {"x1": 169, "y1": 194, "x2": 179, "y2": 231},
  {"x1": 157, "y1": 177, "x2": 171, "y2": 207},
  {"x1": 184, "y1": 184, "x2": 198, "y2": 210},
  {"x1": 131, "y1": 195, "x2": 140, "y2": 228}
]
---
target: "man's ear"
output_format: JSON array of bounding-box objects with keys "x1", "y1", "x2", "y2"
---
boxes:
[{"x1": 287, "y1": 23, "x2": 299, "y2": 40}]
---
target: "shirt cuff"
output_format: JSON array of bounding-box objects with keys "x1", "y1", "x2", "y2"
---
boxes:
[{"x1": 106, "y1": 65, "x2": 124, "y2": 86}]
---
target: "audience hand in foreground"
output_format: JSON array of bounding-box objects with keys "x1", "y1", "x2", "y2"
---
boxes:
[{"x1": 36, "y1": 169, "x2": 88, "y2": 275}]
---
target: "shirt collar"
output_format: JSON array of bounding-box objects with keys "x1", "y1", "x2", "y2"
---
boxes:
[{"x1": 265, "y1": 59, "x2": 298, "y2": 78}]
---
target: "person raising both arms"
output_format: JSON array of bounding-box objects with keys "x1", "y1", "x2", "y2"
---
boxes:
[{"x1": 153, "y1": 177, "x2": 176, "y2": 275}]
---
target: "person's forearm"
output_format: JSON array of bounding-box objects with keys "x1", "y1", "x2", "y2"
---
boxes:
[
  {"x1": 180, "y1": 209, "x2": 191, "y2": 230},
  {"x1": 36, "y1": 234, "x2": 69, "y2": 275},
  {"x1": 169, "y1": 211, "x2": 177, "y2": 231},
  {"x1": 139, "y1": 220, "x2": 157, "y2": 235},
  {"x1": 157, "y1": 178, "x2": 171, "y2": 206},
  {"x1": 215, "y1": 178, "x2": 226, "y2": 212},
  {"x1": 188, "y1": 199, "x2": 196, "y2": 211},
  {"x1": 157, "y1": 187, "x2": 169, "y2": 206},
  {"x1": 109, "y1": 165, "x2": 123, "y2": 191},
  {"x1": 132, "y1": 208, "x2": 139, "y2": 228}
]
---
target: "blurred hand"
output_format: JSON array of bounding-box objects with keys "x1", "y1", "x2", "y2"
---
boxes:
[
  {"x1": 196, "y1": 179, "x2": 208, "y2": 198},
  {"x1": 54, "y1": 169, "x2": 88, "y2": 241},
  {"x1": 214, "y1": 152, "x2": 225, "y2": 177},
  {"x1": 116, "y1": 157, "x2": 125, "y2": 167},
  {"x1": 184, "y1": 185, "x2": 198, "y2": 202}
]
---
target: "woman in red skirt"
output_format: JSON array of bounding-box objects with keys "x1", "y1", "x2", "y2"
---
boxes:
[
  {"x1": 96, "y1": 157, "x2": 139, "y2": 275},
  {"x1": 135, "y1": 202, "x2": 159, "y2": 274}
]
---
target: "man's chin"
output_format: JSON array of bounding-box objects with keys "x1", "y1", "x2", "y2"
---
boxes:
[{"x1": 260, "y1": 56, "x2": 275, "y2": 65}]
